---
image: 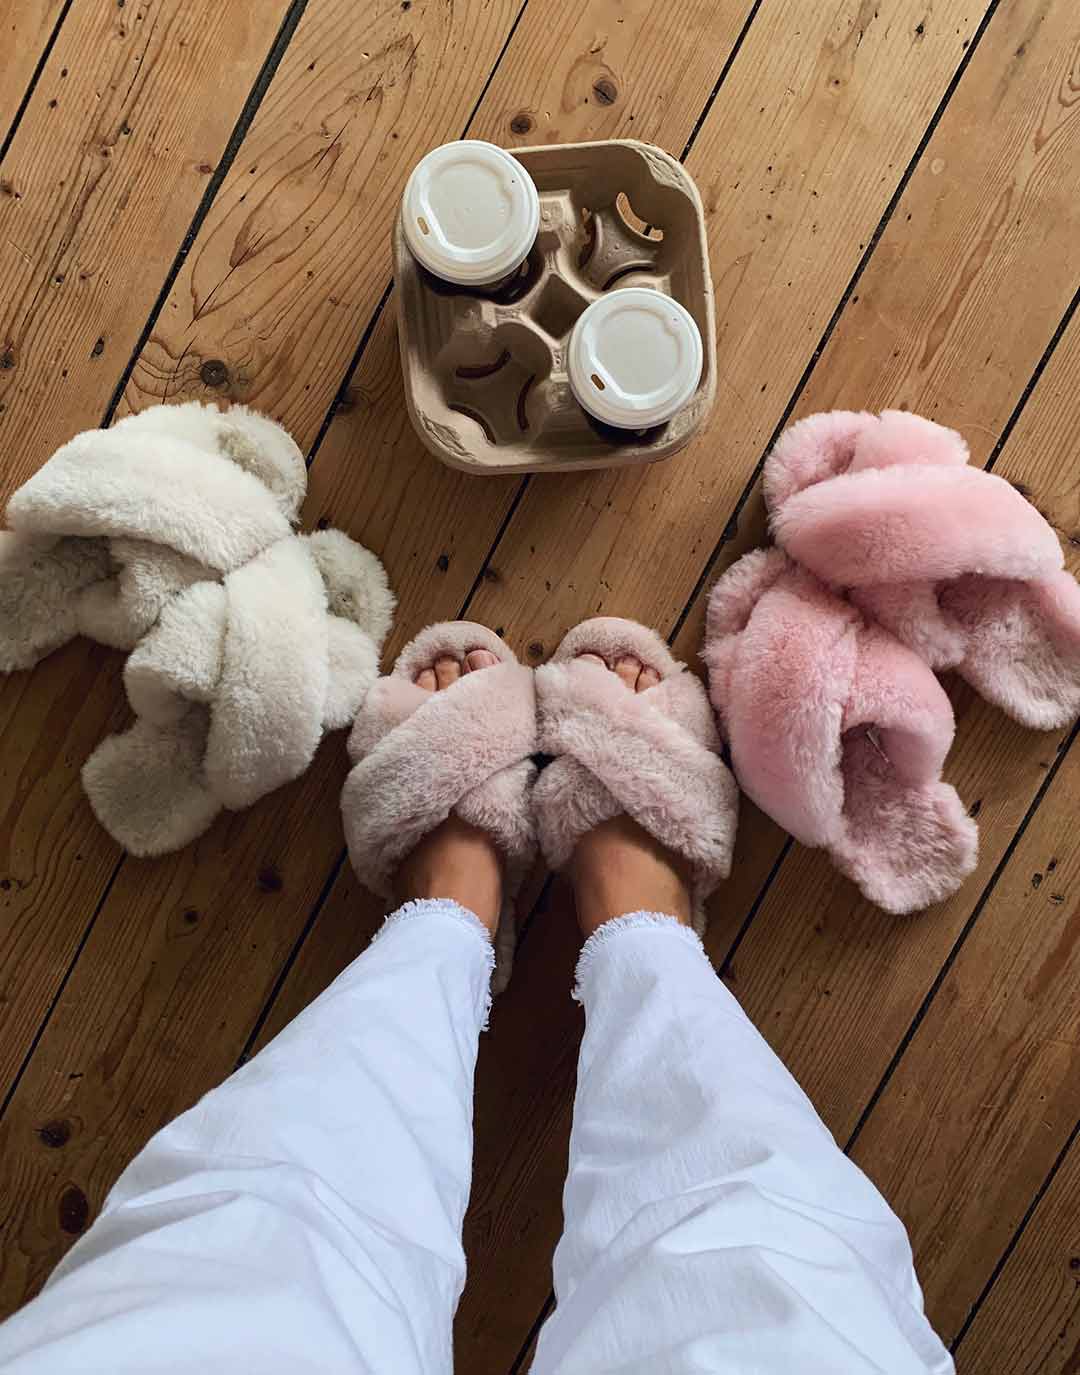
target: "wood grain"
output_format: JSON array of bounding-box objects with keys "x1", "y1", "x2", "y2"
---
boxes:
[
  {"x1": 0, "y1": 1, "x2": 66, "y2": 141},
  {"x1": 669, "y1": 0, "x2": 1080, "y2": 1134},
  {"x1": 0, "y1": 0, "x2": 294, "y2": 1106},
  {"x1": 120, "y1": 0, "x2": 516, "y2": 443},
  {"x1": 210, "y1": 0, "x2": 771, "y2": 1048},
  {"x1": 0, "y1": 0, "x2": 294, "y2": 499},
  {"x1": 955, "y1": 1128, "x2": 1080, "y2": 1373},
  {"x1": 848, "y1": 309, "x2": 1080, "y2": 1347},
  {"x1": 462, "y1": 0, "x2": 993, "y2": 652},
  {"x1": 3, "y1": 0, "x2": 1078, "y2": 1366},
  {"x1": 376, "y1": 0, "x2": 1080, "y2": 1356},
  {"x1": 0, "y1": 0, "x2": 538, "y2": 1122},
  {"x1": 256, "y1": 0, "x2": 1018, "y2": 1363},
  {"x1": 0, "y1": 0, "x2": 756, "y2": 1329},
  {"x1": 852, "y1": 741, "x2": 1080, "y2": 1351}
]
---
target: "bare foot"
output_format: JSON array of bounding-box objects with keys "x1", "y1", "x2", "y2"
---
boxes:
[
  {"x1": 394, "y1": 648, "x2": 503, "y2": 936},
  {"x1": 570, "y1": 651, "x2": 693, "y2": 938}
]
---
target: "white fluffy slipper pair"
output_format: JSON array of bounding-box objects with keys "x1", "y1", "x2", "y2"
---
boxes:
[{"x1": 341, "y1": 619, "x2": 739, "y2": 989}]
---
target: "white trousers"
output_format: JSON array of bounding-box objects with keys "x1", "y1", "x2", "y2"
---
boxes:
[{"x1": 0, "y1": 901, "x2": 953, "y2": 1373}]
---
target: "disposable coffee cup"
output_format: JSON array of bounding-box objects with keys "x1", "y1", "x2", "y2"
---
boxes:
[
  {"x1": 567, "y1": 288, "x2": 704, "y2": 431},
  {"x1": 401, "y1": 140, "x2": 541, "y2": 290}
]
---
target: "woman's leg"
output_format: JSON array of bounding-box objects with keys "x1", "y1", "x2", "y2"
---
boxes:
[
  {"x1": 0, "y1": 653, "x2": 503, "y2": 1375},
  {"x1": 532, "y1": 650, "x2": 954, "y2": 1375}
]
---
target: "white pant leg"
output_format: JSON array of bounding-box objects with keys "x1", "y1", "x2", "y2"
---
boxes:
[
  {"x1": 0, "y1": 899, "x2": 492, "y2": 1375},
  {"x1": 532, "y1": 913, "x2": 953, "y2": 1375}
]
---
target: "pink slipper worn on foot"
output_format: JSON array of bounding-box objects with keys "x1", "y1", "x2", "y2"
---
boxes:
[
  {"x1": 341, "y1": 622, "x2": 537, "y2": 989},
  {"x1": 765, "y1": 409, "x2": 1080, "y2": 730},
  {"x1": 534, "y1": 618, "x2": 738, "y2": 934},
  {"x1": 704, "y1": 549, "x2": 978, "y2": 914}
]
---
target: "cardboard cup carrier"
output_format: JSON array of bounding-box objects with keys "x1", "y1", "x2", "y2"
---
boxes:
[{"x1": 396, "y1": 139, "x2": 716, "y2": 475}]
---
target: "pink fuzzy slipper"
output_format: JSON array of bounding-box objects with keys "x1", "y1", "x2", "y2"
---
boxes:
[
  {"x1": 703, "y1": 549, "x2": 978, "y2": 913},
  {"x1": 533, "y1": 618, "x2": 738, "y2": 934},
  {"x1": 765, "y1": 409, "x2": 1080, "y2": 729},
  {"x1": 341, "y1": 622, "x2": 537, "y2": 989}
]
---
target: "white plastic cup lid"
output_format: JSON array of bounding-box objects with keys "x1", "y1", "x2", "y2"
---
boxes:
[
  {"x1": 567, "y1": 288, "x2": 704, "y2": 429},
  {"x1": 401, "y1": 140, "x2": 540, "y2": 287}
]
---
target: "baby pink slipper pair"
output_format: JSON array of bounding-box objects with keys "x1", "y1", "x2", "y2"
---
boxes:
[
  {"x1": 704, "y1": 409, "x2": 1080, "y2": 913},
  {"x1": 341, "y1": 618, "x2": 738, "y2": 988}
]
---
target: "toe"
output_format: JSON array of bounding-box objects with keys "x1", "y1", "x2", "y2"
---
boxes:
[
  {"x1": 576, "y1": 652, "x2": 608, "y2": 671},
  {"x1": 637, "y1": 664, "x2": 661, "y2": 692},
  {"x1": 464, "y1": 649, "x2": 499, "y2": 673},
  {"x1": 615, "y1": 656, "x2": 641, "y2": 691},
  {"x1": 416, "y1": 667, "x2": 437, "y2": 692},
  {"x1": 434, "y1": 656, "x2": 462, "y2": 690}
]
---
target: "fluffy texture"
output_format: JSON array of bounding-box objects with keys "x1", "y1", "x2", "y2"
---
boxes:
[
  {"x1": 704, "y1": 549, "x2": 978, "y2": 914},
  {"x1": 83, "y1": 532, "x2": 392, "y2": 856},
  {"x1": 1, "y1": 401, "x2": 394, "y2": 854},
  {"x1": 0, "y1": 401, "x2": 305, "y2": 669},
  {"x1": 342, "y1": 622, "x2": 537, "y2": 990},
  {"x1": 0, "y1": 532, "x2": 111, "y2": 670},
  {"x1": 534, "y1": 617, "x2": 738, "y2": 936},
  {"x1": 766, "y1": 409, "x2": 1080, "y2": 729}
]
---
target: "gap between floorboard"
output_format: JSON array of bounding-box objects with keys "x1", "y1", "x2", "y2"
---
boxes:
[{"x1": 0, "y1": 0, "x2": 76, "y2": 167}]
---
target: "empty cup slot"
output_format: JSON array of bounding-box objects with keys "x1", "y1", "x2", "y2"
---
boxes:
[
  {"x1": 444, "y1": 332, "x2": 546, "y2": 446},
  {"x1": 532, "y1": 275, "x2": 590, "y2": 342},
  {"x1": 575, "y1": 197, "x2": 663, "y2": 294}
]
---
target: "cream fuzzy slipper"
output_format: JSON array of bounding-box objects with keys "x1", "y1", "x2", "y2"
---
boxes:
[
  {"x1": 0, "y1": 400, "x2": 305, "y2": 671},
  {"x1": 341, "y1": 622, "x2": 537, "y2": 990},
  {"x1": 533, "y1": 617, "x2": 737, "y2": 935},
  {"x1": 82, "y1": 530, "x2": 394, "y2": 855}
]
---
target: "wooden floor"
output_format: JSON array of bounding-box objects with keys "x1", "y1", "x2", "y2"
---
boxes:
[{"x1": 1, "y1": 0, "x2": 1078, "y2": 1368}]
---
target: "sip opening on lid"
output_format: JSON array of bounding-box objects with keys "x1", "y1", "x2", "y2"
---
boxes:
[
  {"x1": 401, "y1": 140, "x2": 541, "y2": 289},
  {"x1": 567, "y1": 287, "x2": 704, "y2": 431}
]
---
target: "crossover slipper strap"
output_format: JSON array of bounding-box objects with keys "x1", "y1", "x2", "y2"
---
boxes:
[
  {"x1": 535, "y1": 659, "x2": 736, "y2": 886},
  {"x1": 706, "y1": 550, "x2": 978, "y2": 914},
  {"x1": 343, "y1": 654, "x2": 537, "y2": 901}
]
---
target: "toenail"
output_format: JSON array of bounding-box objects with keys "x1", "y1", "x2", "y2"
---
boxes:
[{"x1": 465, "y1": 649, "x2": 497, "y2": 671}]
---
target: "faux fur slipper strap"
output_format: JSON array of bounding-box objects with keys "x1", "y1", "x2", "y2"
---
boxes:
[
  {"x1": 341, "y1": 622, "x2": 537, "y2": 988},
  {"x1": 534, "y1": 617, "x2": 738, "y2": 935},
  {"x1": 765, "y1": 409, "x2": 1080, "y2": 729},
  {"x1": 82, "y1": 531, "x2": 394, "y2": 856},
  {"x1": 704, "y1": 549, "x2": 978, "y2": 914},
  {"x1": 1, "y1": 401, "x2": 307, "y2": 670}
]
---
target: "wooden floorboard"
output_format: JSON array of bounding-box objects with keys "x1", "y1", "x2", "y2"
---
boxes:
[
  {"x1": 0, "y1": 0, "x2": 297, "y2": 497},
  {"x1": 462, "y1": 0, "x2": 994, "y2": 648},
  {"x1": 256, "y1": 0, "x2": 1021, "y2": 1366},
  {"x1": 1, "y1": 0, "x2": 1079, "y2": 1368},
  {"x1": 848, "y1": 306, "x2": 1080, "y2": 1354},
  {"x1": 0, "y1": 1, "x2": 68, "y2": 146},
  {"x1": 955, "y1": 1122, "x2": 1080, "y2": 1373},
  {"x1": 0, "y1": 0, "x2": 751, "y2": 1327},
  {"x1": 0, "y1": 0, "x2": 526, "y2": 1311},
  {"x1": 458, "y1": 0, "x2": 1080, "y2": 1359},
  {"x1": 0, "y1": 0, "x2": 296, "y2": 1104}
]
